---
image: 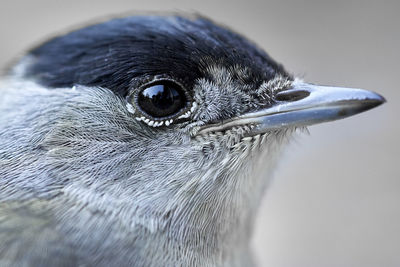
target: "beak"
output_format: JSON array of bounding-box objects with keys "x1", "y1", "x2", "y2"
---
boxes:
[{"x1": 197, "y1": 80, "x2": 385, "y2": 136}]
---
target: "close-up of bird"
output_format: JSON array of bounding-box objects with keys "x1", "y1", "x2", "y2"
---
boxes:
[{"x1": 0, "y1": 6, "x2": 394, "y2": 267}]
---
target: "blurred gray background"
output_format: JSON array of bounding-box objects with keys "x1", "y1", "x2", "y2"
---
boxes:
[{"x1": 0, "y1": 0, "x2": 398, "y2": 266}]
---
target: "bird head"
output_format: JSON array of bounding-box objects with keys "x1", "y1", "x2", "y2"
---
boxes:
[{"x1": 2, "y1": 15, "x2": 384, "y2": 250}]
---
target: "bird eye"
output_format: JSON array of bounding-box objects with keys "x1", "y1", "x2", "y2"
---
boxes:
[{"x1": 137, "y1": 81, "x2": 187, "y2": 119}]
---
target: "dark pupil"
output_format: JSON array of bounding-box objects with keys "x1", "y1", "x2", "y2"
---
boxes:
[{"x1": 138, "y1": 82, "x2": 185, "y2": 118}]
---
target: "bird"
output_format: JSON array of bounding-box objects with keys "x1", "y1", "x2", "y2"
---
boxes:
[{"x1": 0, "y1": 14, "x2": 385, "y2": 267}]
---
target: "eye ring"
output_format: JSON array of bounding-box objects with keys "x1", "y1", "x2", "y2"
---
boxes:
[{"x1": 127, "y1": 78, "x2": 195, "y2": 127}]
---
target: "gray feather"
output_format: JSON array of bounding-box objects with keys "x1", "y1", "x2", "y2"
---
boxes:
[{"x1": 0, "y1": 71, "x2": 294, "y2": 266}]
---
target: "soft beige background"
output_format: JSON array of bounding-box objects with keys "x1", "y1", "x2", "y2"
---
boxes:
[{"x1": 0, "y1": 0, "x2": 398, "y2": 266}]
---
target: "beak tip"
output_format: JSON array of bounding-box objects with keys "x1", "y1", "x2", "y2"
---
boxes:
[
  {"x1": 364, "y1": 91, "x2": 386, "y2": 109},
  {"x1": 377, "y1": 93, "x2": 387, "y2": 104}
]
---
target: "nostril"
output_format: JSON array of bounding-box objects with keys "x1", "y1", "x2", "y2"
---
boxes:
[{"x1": 275, "y1": 89, "x2": 310, "y2": 102}]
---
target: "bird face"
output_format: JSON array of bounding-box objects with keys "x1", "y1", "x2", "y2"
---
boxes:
[
  {"x1": 11, "y1": 16, "x2": 294, "y2": 208},
  {"x1": 1, "y1": 15, "x2": 384, "y2": 256}
]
